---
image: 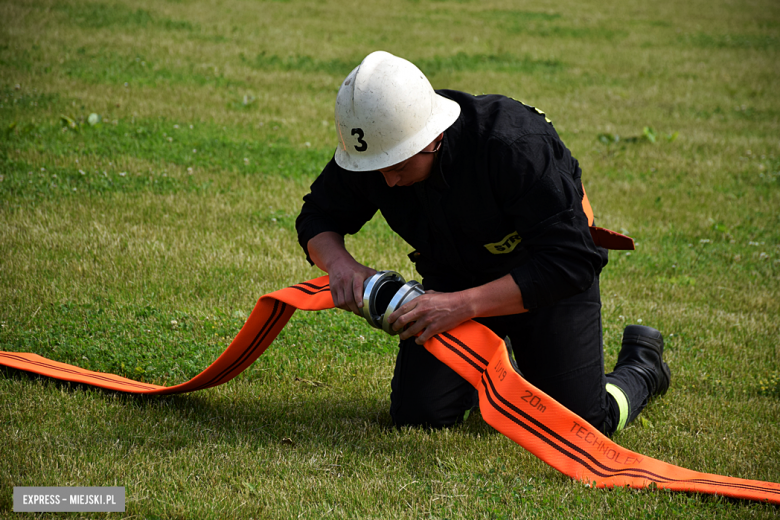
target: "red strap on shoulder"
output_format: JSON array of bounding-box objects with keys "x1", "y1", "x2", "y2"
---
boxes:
[
  {"x1": 589, "y1": 226, "x2": 635, "y2": 250},
  {"x1": 581, "y1": 185, "x2": 635, "y2": 250}
]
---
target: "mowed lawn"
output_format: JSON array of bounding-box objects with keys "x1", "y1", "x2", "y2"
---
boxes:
[{"x1": 1, "y1": 0, "x2": 778, "y2": 518}]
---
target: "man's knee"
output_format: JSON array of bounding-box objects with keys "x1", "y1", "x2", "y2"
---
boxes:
[
  {"x1": 390, "y1": 335, "x2": 478, "y2": 428},
  {"x1": 390, "y1": 390, "x2": 477, "y2": 429}
]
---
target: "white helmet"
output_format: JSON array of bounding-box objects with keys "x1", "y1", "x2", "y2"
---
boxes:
[{"x1": 333, "y1": 51, "x2": 461, "y2": 172}]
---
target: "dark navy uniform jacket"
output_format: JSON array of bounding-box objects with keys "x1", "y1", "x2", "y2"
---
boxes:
[{"x1": 295, "y1": 90, "x2": 607, "y2": 310}]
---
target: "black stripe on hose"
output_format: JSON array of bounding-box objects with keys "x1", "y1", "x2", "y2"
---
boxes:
[
  {"x1": 290, "y1": 282, "x2": 330, "y2": 295},
  {"x1": 295, "y1": 281, "x2": 328, "y2": 290},
  {"x1": 440, "y1": 331, "x2": 489, "y2": 366},
  {"x1": 0, "y1": 353, "x2": 159, "y2": 391},
  {"x1": 433, "y1": 334, "x2": 486, "y2": 374},
  {"x1": 194, "y1": 299, "x2": 288, "y2": 390}
]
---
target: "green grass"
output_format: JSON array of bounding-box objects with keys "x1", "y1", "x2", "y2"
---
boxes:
[{"x1": 1, "y1": 0, "x2": 779, "y2": 517}]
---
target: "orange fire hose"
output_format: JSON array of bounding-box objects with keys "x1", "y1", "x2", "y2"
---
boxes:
[{"x1": 1, "y1": 276, "x2": 778, "y2": 504}]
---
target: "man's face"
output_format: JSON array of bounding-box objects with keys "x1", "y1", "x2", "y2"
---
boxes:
[{"x1": 377, "y1": 137, "x2": 441, "y2": 188}]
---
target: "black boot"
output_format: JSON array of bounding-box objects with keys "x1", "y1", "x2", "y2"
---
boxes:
[{"x1": 614, "y1": 325, "x2": 671, "y2": 398}]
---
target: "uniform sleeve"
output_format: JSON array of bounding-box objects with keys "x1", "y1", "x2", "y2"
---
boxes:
[
  {"x1": 489, "y1": 135, "x2": 605, "y2": 309},
  {"x1": 295, "y1": 156, "x2": 379, "y2": 265}
]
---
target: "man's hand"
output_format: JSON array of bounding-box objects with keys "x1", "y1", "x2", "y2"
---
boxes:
[
  {"x1": 386, "y1": 290, "x2": 474, "y2": 344},
  {"x1": 307, "y1": 231, "x2": 376, "y2": 316},
  {"x1": 386, "y1": 274, "x2": 528, "y2": 344},
  {"x1": 328, "y1": 262, "x2": 377, "y2": 315}
]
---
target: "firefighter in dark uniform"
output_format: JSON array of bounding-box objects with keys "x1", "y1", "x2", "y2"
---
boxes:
[{"x1": 295, "y1": 51, "x2": 670, "y2": 435}]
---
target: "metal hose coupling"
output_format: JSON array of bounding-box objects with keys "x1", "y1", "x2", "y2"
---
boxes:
[{"x1": 361, "y1": 271, "x2": 425, "y2": 336}]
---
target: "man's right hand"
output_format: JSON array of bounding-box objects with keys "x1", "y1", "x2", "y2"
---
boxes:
[
  {"x1": 327, "y1": 262, "x2": 377, "y2": 315},
  {"x1": 306, "y1": 231, "x2": 377, "y2": 316}
]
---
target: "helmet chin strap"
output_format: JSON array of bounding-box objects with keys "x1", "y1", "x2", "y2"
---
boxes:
[{"x1": 361, "y1": 271, "x2": 424, "y2": 335}]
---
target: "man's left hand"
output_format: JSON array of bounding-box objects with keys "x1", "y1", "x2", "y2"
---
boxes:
[{"x1": 386, "y1": 290, "x2": 474, "y2": 345}]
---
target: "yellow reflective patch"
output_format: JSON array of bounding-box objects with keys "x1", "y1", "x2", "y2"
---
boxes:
[
  {"x1": 484, "y1": 232, "x2": 522, "y2": 254},
  {"x1": 511, "y1": 98, "x2": 553, "y2": 124},
  {"x1": 534, "y1": 106, "x2": 552, "y2": 124}
]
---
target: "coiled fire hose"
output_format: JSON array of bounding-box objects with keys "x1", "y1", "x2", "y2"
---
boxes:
[{"x1": 1, "y1": 273, "x2": 778, "y2": 504}]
